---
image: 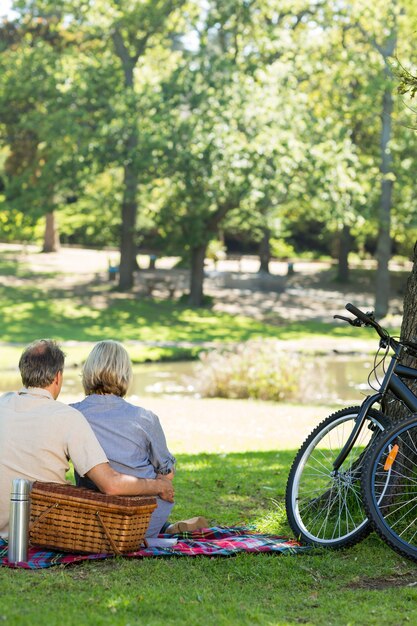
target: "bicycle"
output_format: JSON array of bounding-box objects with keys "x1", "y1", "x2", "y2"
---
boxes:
[
  {"x1": 285, "y1": 302, "x2": 417, "y2": 549},
  {"x1": 361, "y1": 414, "x2": 417, "y2": 562}
]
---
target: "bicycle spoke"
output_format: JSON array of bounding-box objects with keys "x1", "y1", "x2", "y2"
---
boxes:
[
  {"x1": 287, "y1": 307, "x2": 417, "y2": 554},
  {"x1": 383, "y1": 494, "x2": 417, "y2": 520},
  {"x1": 286, "y1": 407, "x2": 387, "y2": 547},
  {"x1": 362, "y1": 419, "x2": 417, "y2": 562}
]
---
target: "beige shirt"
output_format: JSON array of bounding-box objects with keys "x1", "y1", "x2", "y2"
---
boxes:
[{"x1": 0, "y1": 387, "x2": 108, "y2": 537}]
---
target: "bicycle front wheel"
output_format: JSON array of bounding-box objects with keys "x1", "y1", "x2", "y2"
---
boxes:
[
  {"x1": 285, "y1": 406, "x2": 387, "y2": 548},
  {"x1": 362, "y1": 416, "x2": 417, "y2": 562}
]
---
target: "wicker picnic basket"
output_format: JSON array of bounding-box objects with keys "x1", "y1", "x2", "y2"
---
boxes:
[{"x1": 29, "y1": 482, "x2": 157, "y2": 554}]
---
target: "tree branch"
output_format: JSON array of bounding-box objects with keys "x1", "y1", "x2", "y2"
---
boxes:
[
  {"x1": 111, "y1": 29, "x2": 134, "y2": 80},
  {"x1": 207, "y1": 200, "x2": 237, "y2": 232}
]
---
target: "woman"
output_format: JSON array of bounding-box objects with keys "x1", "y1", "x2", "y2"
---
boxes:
[{"x1": 71, "y1": 340, "x2": 207, "y2": 537}]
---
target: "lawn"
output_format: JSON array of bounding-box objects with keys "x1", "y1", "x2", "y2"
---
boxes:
[
  {"x1": 0, "y1": 251, "x2": 413, "y2": 624},
  {"x1": 0, "y1": 279, "x2": 381, "y2": 343},
  {"x1": 0, "y1": 247, "x2": 400, "y2": 367},
  {"x1": 1, "y1": 450, "x2": 416, "y2": 625},
  {"x1": 0, "y1": 280, "x2": 385, "y2": 368}
]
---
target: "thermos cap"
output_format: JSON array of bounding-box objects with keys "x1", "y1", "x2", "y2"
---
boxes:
[{"x1": 10, "y1": 478, "x2": 31, "y2": 499}]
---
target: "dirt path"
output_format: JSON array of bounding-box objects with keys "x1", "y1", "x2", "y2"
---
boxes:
[
  {"x1": 61, "y1": 392, "x2": 334, "y2": 454},
  {"x1": 148, "y1": 396, "x2": 334, "y2": 454}
]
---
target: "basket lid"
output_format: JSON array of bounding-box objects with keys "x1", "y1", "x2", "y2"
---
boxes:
[{"x1": 31, "y1": 481, "x2": 157, "y2": 508}]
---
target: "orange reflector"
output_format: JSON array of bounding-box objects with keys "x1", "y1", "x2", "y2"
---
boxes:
[{"x1": 384, "y1": 444, "x2": 399, "y2": 471}]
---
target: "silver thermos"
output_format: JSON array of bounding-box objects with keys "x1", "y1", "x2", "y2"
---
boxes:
[{"x1": 8, "y1": 478, "x2": 31, "y2": 564}]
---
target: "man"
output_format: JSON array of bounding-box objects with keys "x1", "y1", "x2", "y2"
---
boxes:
[{"x1": 0, "y1": 339, "x2": 174, "y2": 537}]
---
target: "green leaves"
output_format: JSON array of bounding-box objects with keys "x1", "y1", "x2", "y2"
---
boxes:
[{"x1": 1, "y1": 0, "x2": 417, "y2": 285}]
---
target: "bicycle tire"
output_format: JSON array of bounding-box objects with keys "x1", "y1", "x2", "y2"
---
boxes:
[
  {"x1": 362, "y1": 415, "x2": 417, "y2": 562},
  {"x1": 285, "y1": 406, "x2": 388, "y2": 548}
]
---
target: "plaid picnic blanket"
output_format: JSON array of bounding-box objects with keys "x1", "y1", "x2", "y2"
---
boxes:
[{"x1": 0, "y1": 526, "x2": 308, "y2": 569}]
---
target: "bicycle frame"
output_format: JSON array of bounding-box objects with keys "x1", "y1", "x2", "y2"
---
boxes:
[
  {"x1": 285, "y1": 302, "x2": 417, "y2": 549},
  {"x1": 332, "y1": 357, "x2": 417, "y2": 473}
]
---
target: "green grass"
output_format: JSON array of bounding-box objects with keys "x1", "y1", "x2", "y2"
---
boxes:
[
  {"x1": 0, "y1": 281, "x2": 390, "y2": 367},
  {"x1": 0, "y1": 281, "x2": 379, "y2": 344},
  {"x1": 0, "y1": 252, "x2": 401, "y2": 365},
  {"x1": 0, "y1": 252, "x2": 413, "y2": 623},
  {"x1": 2, "y1": 450, "x2": 417, "y2": 625}
]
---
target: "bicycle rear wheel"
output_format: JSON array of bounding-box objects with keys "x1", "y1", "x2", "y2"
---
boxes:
[
  {"x1": 285, "y1": 406, "x2": 388, "y2": 548},
  {"x1": 362, "y1": 416, "x2": 417, "y2": 562}
]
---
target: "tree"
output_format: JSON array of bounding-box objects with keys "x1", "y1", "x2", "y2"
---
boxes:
[
  {"x1": 398, "y1": 65, "x2": 417, "y2": 99},
  {"x1": 388, "y1": 54, "x2": 417, "y2": 416},
  {"x1": 0, "y1": 0, "x2": 187, "y2": 278},
  {"x1": 0, "y1": 16, "x2": 67, "y2": 252},
  {"x1": 357, "y1": 6, "x2": 398, "y2": 317},
  {"x1": 285, "y1": 0, "x2": 417, "y2": 298},
  {"x1": 383, "y1": 240, "x2": 417, "y2": 422},
  {"x1": 401, "y1": 242, "x2": 417, "y2": 344},
  {"x1": 100, "y1": 0, "x2": 187, "y2": 290},
  {"x1": 383, "y1": 23, "x2": 417, "y2": 420},
  {"x1": 2, "y1": 0, "x2": 416, "y2": 298},
  {"x1": 0, "y1": 8, "x2": 105, "y2": 252},
  {"x1": 339, "y1": 0, "x2": 417, "y2": 315},
  {"x1": 150, "y1": 0, "x2": 324, "y2": 304}
]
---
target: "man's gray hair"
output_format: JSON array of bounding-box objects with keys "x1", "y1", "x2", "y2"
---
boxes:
[
  {"x1": 82, "y1": 340, "x2": 133, "y2": 397},
  {"x1": 19, "y1": 339, "x2": 65, "y2": 388}
]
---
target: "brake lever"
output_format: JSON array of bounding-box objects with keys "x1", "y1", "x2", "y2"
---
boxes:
[{"x1": 333, "y1": 314, "x2": 362, "y2": 327}]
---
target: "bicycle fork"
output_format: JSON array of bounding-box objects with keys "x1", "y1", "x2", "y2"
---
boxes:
[{"x1": 331, "y1": 393, "x2": 384, "y2": 474}]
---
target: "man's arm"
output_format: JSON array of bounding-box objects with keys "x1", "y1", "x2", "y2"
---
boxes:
[{"x1": 86, "y1": 463, "x2": 174, "y2": 502}]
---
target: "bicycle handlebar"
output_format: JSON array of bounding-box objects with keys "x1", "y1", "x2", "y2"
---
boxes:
[
  {"x1": 335, "y1": 303, "x2": 417, "y2": 359},
  {"x1": 344, "y1": 303, "x2": 374, "y2": 325},
  {"x1": 343, "y1": 303, "x2": 390, "y2": 342}
]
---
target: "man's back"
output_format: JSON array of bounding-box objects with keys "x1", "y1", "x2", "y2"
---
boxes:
[{"x1": 0, "y1": 388, "x2": 107, "y2": 536}]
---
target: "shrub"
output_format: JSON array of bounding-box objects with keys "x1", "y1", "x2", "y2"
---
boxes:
[
  {"x1": 269, "y1": 238, "x2": 296, "y2": 260},
  {"x1": 194, "y1": 340, "x2": 303, "y2": 402}
]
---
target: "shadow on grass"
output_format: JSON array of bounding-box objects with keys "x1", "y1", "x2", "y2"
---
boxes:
[
  {"x1": 0, "y1": 280, "x2": 388, "y2": 345},
  {"x1": 0, "y1": 258, "x2": 404, "y2": 344},
  {"x1": 304, "y1": 266, "x2": 408, "y2": 296},
  {"x1": 0, "y1": 283, "x2": 281, "y2": 342},
  {"x1": 0, "y1": 255, "x2": 57, "y2": 280}
]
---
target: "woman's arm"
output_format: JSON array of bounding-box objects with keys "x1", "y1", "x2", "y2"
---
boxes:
[{"x1": 147, "y1": 413, "x2": 176, "y2": 475}]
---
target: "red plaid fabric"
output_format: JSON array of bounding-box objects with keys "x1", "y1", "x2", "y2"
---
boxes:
[{"x1": 0, "y1": 526, "x2": 308, "y2": 569}]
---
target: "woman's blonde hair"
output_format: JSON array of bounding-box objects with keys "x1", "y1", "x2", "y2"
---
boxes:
[{"x1": 82, "y1": 340, "x2": 133, "y2": 397}]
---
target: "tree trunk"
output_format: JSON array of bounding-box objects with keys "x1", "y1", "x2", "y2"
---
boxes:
[
  {"x1": 383, "y1": 240, "x2": 417, "y2": 422},
  {"x1": 336, "y1": 224, "x2": 351, "y2": 283},
  {"x1": 189, "y1": 243, "x2": 207, "y2": 307},
  {"x1": 374, "y1": 23, "x2": 396, "y2": 318},
  {"x1": 118, "y1": 150, "x2": 138, "y2": 291},
  {"x1": 374, "y1": 82, "x2": 393, "y2": 317},
  {"x1": 258, "y1": 227, "x2": 271, "y2": 274},
  {"x1": 112, "y1": 29, "x2": 140, "y2": 292},
  {"x1": 42, "y1": 211, "x2": 60, "y2": 253},
  {"x1": 400, "y1": 242, "x2": 417, "y2": 345},
  {"x1": 188, "y1": 201, "x2": 236, "y2": 305}
]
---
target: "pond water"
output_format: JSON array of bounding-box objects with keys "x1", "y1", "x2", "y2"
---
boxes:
[{"x1": 0, "y1": 355, "x2": 377, "y2": 405}]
